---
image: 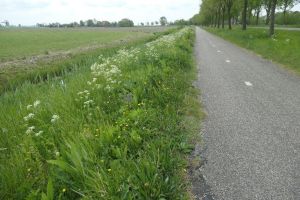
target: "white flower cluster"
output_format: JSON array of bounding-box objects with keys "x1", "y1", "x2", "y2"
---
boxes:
[
  {"x1": 76, "y1": 28, "x2": 190, "y2": 110},
  {"x1": 24, "y1": 100, "x2": 44, "y2": 136},
  {"x1": 51, "y1": 114, "x2": 60, "y2": 123},
  {"x1": 23, "y1": 100, "x2": 60, "y2": 136}
]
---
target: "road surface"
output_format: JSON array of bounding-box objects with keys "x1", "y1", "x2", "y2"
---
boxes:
[{"x1": 193, "y1": 27, "x2": 300, "y2": 200}]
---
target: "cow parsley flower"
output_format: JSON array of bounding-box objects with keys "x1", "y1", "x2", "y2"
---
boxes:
[
  {"x1": 35, "y1": 131, "x2": 43, "y2": 136},
  {"x1": 33, "y1": 100, "x2": 41, "y2": 108},
  {"x1": 51, "y1": 114, "x2": 60, "y2": 123},
  {"x1": 24, "y1": 113, "x2": 35, "y2": 121},
  {"x1": 27, "y1": 105, "x2": 33, "y2": 110},
  {"x1": 26, "y1": 126, "x2": 35, "y2": 134}
]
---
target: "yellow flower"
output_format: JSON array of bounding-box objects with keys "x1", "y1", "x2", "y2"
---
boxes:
[
  {"x1": 62, "y1": 188, "x2": 66, "y2": 192},
  {"x1": 108, "y1": 169, "x2": 111, "y2": 172}
]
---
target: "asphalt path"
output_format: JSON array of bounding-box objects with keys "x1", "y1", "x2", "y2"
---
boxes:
[{"x1": 193, "y1": 27, "x2": 300, "y2": 200}]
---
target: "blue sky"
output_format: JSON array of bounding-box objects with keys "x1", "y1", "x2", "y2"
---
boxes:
[{"x1": 0, "y1": 0, "x2": 201, "y2": 26}]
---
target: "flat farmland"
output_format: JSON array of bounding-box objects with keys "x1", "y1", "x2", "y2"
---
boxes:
[{"x1": 0, "y1": 27, "x2": 170, "y2": 61}]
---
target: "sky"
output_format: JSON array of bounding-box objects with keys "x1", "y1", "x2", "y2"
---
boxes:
[{"x1": 0, "y1": 0, "x2": 201, "y2": 26}]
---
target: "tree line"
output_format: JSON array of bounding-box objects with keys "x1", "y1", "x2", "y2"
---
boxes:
[
  {"x1": 194, "y1": 0, "x2": 299, "y2": 36},
  {"x1": 36, "y1": 18, "x2": 134, "y2": 28}
]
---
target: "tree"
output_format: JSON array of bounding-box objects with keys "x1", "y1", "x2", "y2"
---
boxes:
[
  {"x1": 269, "y1": 0, "x2": 278, "y2": 36},
  {"x1": 253, "y1": 0, "x2": 263, "y2": 25},
  {"x1": 242, "y1": 0, "x2": 249, "y2": 30},
  {"x1": 160, "y1": 16, "x2": 167, "y2": 26},
  {"x1": 264, "y1": 0, "x2": 272, "y2": 24},
  {"x1": 87, "y1": 19, "x2": 94, "y2": 27},
  {"x1": 118, "y1": 18, "x2": 134, "y2": 27},
  {"x1": 80, "y1": 20, "x2": 85, "y2": 27},
  {"x1": 225, "y1": 0, "x2": 234, "y2": 29},
  {"x1": 279, "y1": 0, "x2": 300, "y2": 24}
]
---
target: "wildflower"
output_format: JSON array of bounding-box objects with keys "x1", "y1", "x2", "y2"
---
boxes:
[
  {"x1": 62, "y1": 188, "x2": 66, "y2": 193},
  {"x1": 51, "y1": 115, "x2": 60, "y2": 123},
  {"x1": 108, "y1": 169, "x2": 111, "y2": 172},
  {"x1": 24, "y1": 113, "x2": 35, "y2": 121},
  {"x1": 35, "y1": 131, "x2": 43, "y2": 136},
  {"x1": 26, "y1": 126, "x2": 35, "y2": 134},
  {"x1": 60, "y1": 80, "x2": 65, "y2": 86},
  {"x1": 55, "y1": 151, "x2": 60, "y2": 157},
  {"x1": 27, "y1": 105, "x2": 33, "y2": 110},
  {"x1": 33, "y1": 100, "x2": 41, "y2": 108}
]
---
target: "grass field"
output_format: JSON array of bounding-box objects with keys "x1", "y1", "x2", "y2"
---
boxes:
[
  {"x1": 0, "y1": 27, "x2": 170, "y2": 61},
  {"x1": 205, "y1": 27, "x2": 300, "y2": 73},
  {"x1": 0, "y1": 27, "x2": 174, "y2": 93},
  {"x1": 0, "y1": 27, "x2": 202, "y2": 199}
]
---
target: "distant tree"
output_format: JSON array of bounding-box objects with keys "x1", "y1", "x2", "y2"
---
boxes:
[
  {"x1": 141, "y1": 22, "x2": 145, "y2": 26},
  {"x1": 155, "y1": 21, "x2": 159, "y2": 25},
  {"x1": 151, "y1": 22, "x2": 154, "y2": 26},
  {"x1": 80, "y1": 20, "x2": 85, "y2": 26},
  {"x1": 160, "y1": 16, "x2": 167, "y2": 26},
  {"x1": 253, "y1": 0, "x2": 263, "y2": 25},
  {"x1": 118, "y1": 18, "x2": 134, "y2": 27},
  {"x1": 279, "y1": 0, "x2": 300, "y2": 24},
  {"x1": 3, "y1": 20, "x2": 10, "y2": 27},
  {"x1": 174, "y1": 19, "x2": 189, "y2": 26},
  {"x1": 146, "y1": 22, "x2": 150, "y2": 26},
  {"x1": 87, "y1": 19, "x2": 94, "y2": 27}
]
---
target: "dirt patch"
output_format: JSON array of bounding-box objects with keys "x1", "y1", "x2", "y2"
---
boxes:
[{"x1": 188, "y1": 141, "x2": 215, "y2": 200}]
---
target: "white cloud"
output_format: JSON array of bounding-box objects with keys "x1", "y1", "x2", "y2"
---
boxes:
[{"x1": 0, "y1": 0, "x2": 201, "y2": 25}]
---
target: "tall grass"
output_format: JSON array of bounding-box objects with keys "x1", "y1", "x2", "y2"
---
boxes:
[{"x1": 0, "y1": 27, "x2": 198, "y2": 199}]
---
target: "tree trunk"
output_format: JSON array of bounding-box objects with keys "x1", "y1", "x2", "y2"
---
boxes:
[
  {"x1": 217, "y1": 9, "x2": 221, "y2": 28},
  {"x1": 283, "y1": 9, "x2": 287, "y2": 25},
  {"x1": 214, "y1": 13, "x2": 218, "y2": 27},
  {"x1": 248, "y1": 7, "x2": 252, "y2": 25},
  {"x1": 222, "y1": 8, "x2": 225, "y2": 28},
  {"x1": 256, "y1": 10, "x2": 260, "y2": 25},
  {"x1": 269, "y1": 0, "x2": 277, "y2": 36},
  {"x1": 228, "y1": 7, "x2": 232, "y2": 29},
  {"x1": 242, "y1": 0, "x2": 248, "y2": 30}
]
